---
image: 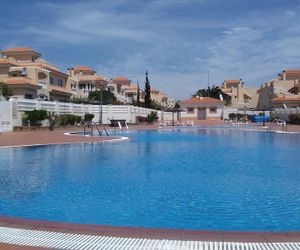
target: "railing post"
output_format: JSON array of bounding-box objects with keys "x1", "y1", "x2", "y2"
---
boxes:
[
  {"x1": 36, "y1": 99, "x2": 41, "y2": 110},
  {"x1": 70, "y1": 102, "x2": 74, "y2": 114},
  {"x1": 108, "y1": 105, "x2": 112, "y2": 123},
  {"x1": 55, "y1": 101, "x2": 59, "y2": 114},
  {"x1": 81, "y1": 103, "x2": 84, "y2": 116}
]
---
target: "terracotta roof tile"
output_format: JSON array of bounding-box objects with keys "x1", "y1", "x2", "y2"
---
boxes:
[
  {"x1": 1, "y1": 47, "x2": 41, "y2": 55},
  {"x1": 1, "y1": 47, "x2": 34, "y2": 52},
  {"x1": 180, "y1": 97, "x2": 223, "y2": 104},
  {"x1": 73, "y1": 66, "x2": 95, "y2": 72},
  {"x1": 271, "y1": 97, "x2": 300, "y2": 102},
  {"x1": 0, "y1": 59, "x2": 18, "y2": 66},
  {"x1": 113, "y1": 77, "x2": 129, "y2": 81},
  {"x1": 224, "y1": 79, "x2": 241, "y2": 83},
  {"x1": 285, "y1": 70, "x2": 300, "y2": 74},
  {"x1": 48, "y1": 85, "x2": 71, "y2": 94},
  {"x1": 3, "y1": 77, "x2": 41, "y2": 89}
]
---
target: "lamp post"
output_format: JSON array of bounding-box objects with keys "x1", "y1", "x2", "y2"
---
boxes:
[
  {"x1": 263, "y1": 105, "x2": 266, "y2": 126},
  {"x1": 99, "y1": 88, "x2": 103, "y2": 125}
]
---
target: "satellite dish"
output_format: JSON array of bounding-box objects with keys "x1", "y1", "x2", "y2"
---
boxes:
[{"x1": 219, "y1": 94, "x2": 223, "y2": 101}]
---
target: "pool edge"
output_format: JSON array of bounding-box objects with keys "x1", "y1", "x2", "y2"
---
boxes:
[{"x1": 1, "y1": 216, "x2": 300, "y2": 243}]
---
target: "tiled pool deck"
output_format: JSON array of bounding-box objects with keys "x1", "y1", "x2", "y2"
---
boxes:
[{"x1": 1, "y1": 122, "x2": 300, "y2": 249}]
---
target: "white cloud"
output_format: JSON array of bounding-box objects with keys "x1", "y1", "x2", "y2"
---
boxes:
[{"x1": 3, "y1": 0, "x2": 300, "y2": 99}]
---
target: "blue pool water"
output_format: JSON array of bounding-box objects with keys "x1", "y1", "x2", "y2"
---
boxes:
[{"x1": 0, "y1": 128, "x2": 300, "y2": 232}]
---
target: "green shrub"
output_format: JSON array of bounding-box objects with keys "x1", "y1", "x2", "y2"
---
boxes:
[
  {"x1": 84, "y1": 113, "x2": 94, "y2": 122},
  {"x1": 146, "y1": 111, "x2": 158, "y2": 124},
  {"x1": 289, "y1": 114, "x2": 300, "y2": 125},
  {"x1": 23, "y1": 109, "x2": 48, "y2": 126},
  {"x1": 136, "y1": 116, "x2": 147, "y2": 123},
  {"x1": 270, "y1": 114, "x2": 279, "y2": 122},
  {"x1": 59, "y1": 114, "x2": 82, "y2": 126},
  {"x1": 228, "y1": 113, "x2": 237, "y2": 120}
]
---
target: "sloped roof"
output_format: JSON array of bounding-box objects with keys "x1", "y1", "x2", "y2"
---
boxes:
[
  {"x1": 3, "y1": 77, "x2": 41, "y2": 89},
  {"x1": 180, "y1": 97, "x2": 223, "y2": 104},
  {"x1": 271, "y1": 97, "x2": 300, "y2": 102},
  {"x1": 73, "y1": 66, "x2": 95, "y2": 72},
  {"x1": 285, "y1": 70, "x2": 300, "y2": 74},
  {"x1": 0, "y1": 59, "x2": 18, "y2": 66},
  {"x1": 113, "y1": 77, "x2": 129, "y2": 81},
  {"x1": 224, "y1": 79, "x2": 241, "y2": 83},
  {"x1": 1, "y1": 47, "x2": 41, "y2": 56},
  {"x1": 48, "y1": 85, "x2": 71, "y2": 95}
]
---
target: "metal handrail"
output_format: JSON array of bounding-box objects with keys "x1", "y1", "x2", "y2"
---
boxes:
[
  {"x1": 267, "y1": 119, "x2": 287, "y2": 132},
  {"x1": 83, "y1": 121, "x2": 109, "y2": 136}
]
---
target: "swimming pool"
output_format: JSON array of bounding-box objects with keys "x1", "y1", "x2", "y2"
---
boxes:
[{"x1": 0, "y1": 128, "x2": 300, "y2": 232}]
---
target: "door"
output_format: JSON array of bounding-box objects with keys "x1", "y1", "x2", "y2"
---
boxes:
[{"x1": 197, "y1": 107, "x2": 206, "y2": 120}]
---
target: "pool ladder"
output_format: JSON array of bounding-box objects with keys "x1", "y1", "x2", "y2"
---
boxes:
[
  {"x1": 267, "y1": 119, "x2": 287, "y2": 132},
  {"x1": 83, "y1": 121, "x2": 109, "y2": 136}
]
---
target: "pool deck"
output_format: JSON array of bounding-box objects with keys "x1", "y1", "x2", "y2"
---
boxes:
[
  {"x1": 1, "y1": 121, "x2": 299, "y2": 148},
  {"x1": 1, "y1": 122, "x2": 300, "y2": 249}
]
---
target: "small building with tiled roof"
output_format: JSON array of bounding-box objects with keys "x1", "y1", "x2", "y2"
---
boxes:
[{"x1": 180, "y1": 96, "x2": 224, "y2": 121}]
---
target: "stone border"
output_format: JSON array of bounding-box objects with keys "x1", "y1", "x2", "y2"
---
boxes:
[{"x1": 0, "y1": 216, "x2": 300, "y2": 243}]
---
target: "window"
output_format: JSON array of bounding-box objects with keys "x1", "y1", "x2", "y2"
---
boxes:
[
  {"x1": 209, "y1": 107, "x2": 217, "y2": 113},
  {"x1": 187, "y1": 107, "x2": 194, "y2": 113},
  {"x1": 24, "y1": 93, "x2": 34, "y2": 99},
  {"x1": 57, "y1": 79, "x2": 63, "y2": 87},
  {"x1": 50, "y1": 77, "x2": 54, "y2": 85}
]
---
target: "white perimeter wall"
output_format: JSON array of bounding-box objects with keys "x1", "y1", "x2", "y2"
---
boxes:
[
  {"x1": 8, "y1": 99, "x2": 175, "y2": 128},
  {"x1": 271, "y1": 107, "x2": 300, "y2": 121},
  {"x1": 0, "y1": 101, "x2": 13, "y2": 132}
]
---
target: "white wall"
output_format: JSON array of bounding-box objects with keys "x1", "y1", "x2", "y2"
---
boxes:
[
  {"x1": 9, "y1": 98, "x2": 174, "y2": 128},
  {"x1": 271, "y1": 107, "x2": 300, "y2": 121},
  {"x1": 0, "y1": 101, "x2": 13, "y2": 132},
  {"x1": 181, "y1": 107, "x2": 223, "y2": 119}
]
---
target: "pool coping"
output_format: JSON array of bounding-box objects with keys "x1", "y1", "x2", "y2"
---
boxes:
[
  {"x1": 0, "y1": 216, "x2": 300, "y2": 243},
  {"x1": 0, "y1": 135, "x2": 129, "y2": 149}
]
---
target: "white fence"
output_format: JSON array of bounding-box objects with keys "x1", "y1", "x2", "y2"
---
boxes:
[
  {"x1": 0, "y1": 101, "x2": 13, "y2": 132},
  {"x1": 8, "y1": 98, "x2": 174, "y2": 128},
  {"x1": 271, "y1": 107, "x2": 300, "y2": 121}
]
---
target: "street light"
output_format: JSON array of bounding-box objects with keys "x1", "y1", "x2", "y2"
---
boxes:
[
  {"x1": 99, "y1": 87, "x2": 103, "y2": 125},
  {"x1": 98, "y1": 85, "x2": 108, "y2": 125},
  {"x1": 263, "y1": 105, "x2": 266, "y2": 126}
]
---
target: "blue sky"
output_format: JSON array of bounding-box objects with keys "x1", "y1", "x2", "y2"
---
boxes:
[{"x1": 1, "y1": 0, "x2": 300, "y2": 99}]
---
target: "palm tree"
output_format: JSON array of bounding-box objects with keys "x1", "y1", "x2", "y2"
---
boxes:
[{"x1": 193, "y1": 85, "x2": 231, "y2": 106}]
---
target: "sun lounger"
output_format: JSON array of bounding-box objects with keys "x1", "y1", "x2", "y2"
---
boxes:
[
  {"x1": 186, "y1": 120, "x2": 194, "y2": 126},
  {"x1": 176, "y1": 121, "x2": 185, "y2": 126}
]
